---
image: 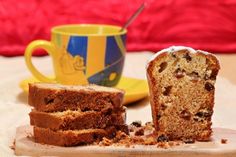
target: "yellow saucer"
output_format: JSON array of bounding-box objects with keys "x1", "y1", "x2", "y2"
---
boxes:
[{"x1": 19, "y1": 76, "x2": 149, "y2": 105}]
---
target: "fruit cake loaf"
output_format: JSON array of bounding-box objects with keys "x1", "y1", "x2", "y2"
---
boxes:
[
  {"x1": 146, "y1": 46, "x2": 220, "y2": 141},
  {"x1": 28, "y1": 83, "x2": 124, "y2": 112},
  {"x1": 30, "y1": 108, "x2": 126, "y2": 130}
]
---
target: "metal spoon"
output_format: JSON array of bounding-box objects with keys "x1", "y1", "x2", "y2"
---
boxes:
[{"x1": 120, "y1": 3, "x2": 145, "y2": 32}]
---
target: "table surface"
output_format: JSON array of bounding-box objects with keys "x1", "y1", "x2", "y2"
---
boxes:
[{"x1": 0, "y1": 52, "x2": 236, "y2": 156}]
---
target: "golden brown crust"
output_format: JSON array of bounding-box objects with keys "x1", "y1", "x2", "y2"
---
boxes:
[
  {"x1": 28, "y1": 83, "x2": 124, "y2": 112},
  {"x1": 146, "y1": 47, "x2": 220, "y2": 141},
  {"x1": 30, "y1": 109, "x2": 126, "y2": 130}
]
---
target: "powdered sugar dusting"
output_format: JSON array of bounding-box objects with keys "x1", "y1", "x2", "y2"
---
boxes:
[{"x1": 146, "y1": 46, "x2": 213, "y2": 69}]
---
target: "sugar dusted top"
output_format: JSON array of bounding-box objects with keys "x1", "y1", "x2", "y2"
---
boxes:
[{"x1": 146, "y1": 46, "x2": 214, "y2": 69}]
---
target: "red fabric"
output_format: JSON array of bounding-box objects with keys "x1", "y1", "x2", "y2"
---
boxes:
[{"x1": 1, "y1": 0, "x2": 236, "y2": 56}]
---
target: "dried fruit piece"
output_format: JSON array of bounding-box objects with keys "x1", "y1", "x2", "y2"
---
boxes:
[
  {"x1": 193, "y1": 109, "x2": 212, "y2": 122},
  {"x1": 183, "y1": 53, "x2": 192, "y2": 62},
  {"x1": 44, "y1": 97, "x2": 54, "y2": 105},
  {"x1": 115, "y1": 124, "x2": 129, "y2": 135},
  {"x1": 180, "y1": 110, "x2": 191, "y2": 120},
  {"x1": 160, "y1": 104, "x2": 167, "y2": 110},
  {"x1": 205, "y1": 82, "x2": 214, "y2": 91},
  {"x1": 82, "y1": 107, "x2": 90, "y2": 112},
  {"x1": 204, "y1": 68, "x2": 218, "y2": 80},
  {"x1": 157, "y1": 134, "x2": 169, "y2": 142},
  {"x1": 195, "y1": 109, "x2": 212, "y2": 118},
  {"x1": 210, "y1": 69, "x2": 218, "y2": 80},
  {"x1": 159, "y1": 62, "x2": 168, "y2": 73},
  {"x1": 175, "y1": 68, "x2": 185, "y2": 78},
  {"x1": 157, "y1": 112, "x2": 161, "y2": 120},
  {"x1": 163, "y1": 86, "x2": 172, "y2": 96},
  {"x1": 221, "y1": 138, "x2": 228, "y2": 144},
  {"x1": 171, "y1": 53, "x2": 177, "y2": 58},
  {"x1": 104, "y1": 108, "x2": 112, "y2": 116},
  {"x1": 131, "y1": 121, "x2": 142, "y2": 127},
  {"x1": 183, "y1": 138, "x2": 195, "y2": 144}
]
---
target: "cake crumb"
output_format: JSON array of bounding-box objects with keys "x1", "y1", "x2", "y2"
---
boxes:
[
  {"x1": 157, "y1": 142, "x2": 169, "y2": 149},
  {"x1": 221, "y1": 138, "x2": 228, "y2": 144},
  {"x1": 98, "y1": 121, "x2": 182, "y2": 148},
  {"x1": 134, "y1": 128, "x2": 144, "y2": 136},
  {"x1": 144, "y1": 137, "x2": 156, "y2": 145},
  {"x1": 99, "y1": 137, "x2": 112, "y2": 146}
]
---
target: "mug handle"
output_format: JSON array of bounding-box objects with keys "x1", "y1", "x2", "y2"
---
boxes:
[{"x1": 25, "y1": 40, "x2": 56, "y2": 83}]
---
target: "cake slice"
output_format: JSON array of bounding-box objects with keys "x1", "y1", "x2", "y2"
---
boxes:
[
  {"x1": 28, "y1": 83, "x2": 124, "y2": 112},
  {"x1": 29, "y1": 108, "x2": 126, "y2": 130},
  {"x1": 146, "y1": 46, "x2": 220, "y2": 141},
  {"x1": 33, "y1": 127, "x2": 114, "y2": 146}
]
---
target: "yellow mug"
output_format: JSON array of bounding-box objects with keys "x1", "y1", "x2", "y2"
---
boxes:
[{"x1": 25, "y1": 24, "x2": 127, "y2": 86}]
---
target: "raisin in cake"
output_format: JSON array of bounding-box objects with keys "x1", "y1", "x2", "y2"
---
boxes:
[{"x1": 146, "y1": 46, "x2": 220, "y2": 141}]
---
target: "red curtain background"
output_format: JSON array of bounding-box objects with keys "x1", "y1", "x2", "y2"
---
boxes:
[{"x1": 1, "y1": 0, "x2": 236, "y2": 56}]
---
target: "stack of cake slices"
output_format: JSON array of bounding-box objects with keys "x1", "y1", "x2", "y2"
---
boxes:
[{"x1": 28, "y1": 83, "x2": 127, "y2": 146}]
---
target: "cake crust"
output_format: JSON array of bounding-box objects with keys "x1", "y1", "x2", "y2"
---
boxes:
[{"x1": 147, "y1": 46, "x2": 220, "y2": 141}]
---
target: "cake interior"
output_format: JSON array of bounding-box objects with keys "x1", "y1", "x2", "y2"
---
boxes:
[{"x1": 148, "y1": 49, "x2": 219, "y2": 141}]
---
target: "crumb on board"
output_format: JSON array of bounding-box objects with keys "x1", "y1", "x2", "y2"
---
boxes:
[
  {"x1": 221, "y1": 138, "x2": 228, "y2": 144},
  {"x1": 99, "y1": 137, "x2": 112, "y2": 146},
  {"x1": 98, "y1": 121, "x2": 182, "y2": 148},
  {"x1": 134, "y1": 128, "x2": 144, "y2": 136}
]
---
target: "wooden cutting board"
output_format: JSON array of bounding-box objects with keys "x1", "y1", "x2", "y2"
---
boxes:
[{"x1": 15, "y1": 125, "x2": 236, "y2": 157}]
